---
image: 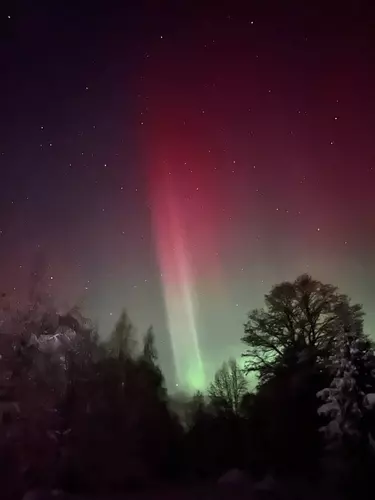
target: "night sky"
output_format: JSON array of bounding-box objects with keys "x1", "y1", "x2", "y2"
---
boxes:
[{"x1": 1, "y1": 1, "x2": 375, "y2": 391}]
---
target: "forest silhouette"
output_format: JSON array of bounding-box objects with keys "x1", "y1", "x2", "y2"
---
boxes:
[{"x1": 1, "y1": 274, "x2": 375, "y2": 500}]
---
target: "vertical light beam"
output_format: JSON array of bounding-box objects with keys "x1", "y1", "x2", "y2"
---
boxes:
[{"x1": 151, "y1": 169, "x2": 205, "y2": 391}]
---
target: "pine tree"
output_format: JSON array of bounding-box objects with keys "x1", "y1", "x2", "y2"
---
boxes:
[
  {"x1": 105, "y1": 310, "x2": 137, "y2": 360},
  {"x1": 142, "y1": 326, "x2": 158, "y2": 364}
]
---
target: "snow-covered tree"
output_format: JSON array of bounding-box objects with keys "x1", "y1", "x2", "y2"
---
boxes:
[{"x1": 317, "y1": 328, "x2": 375, "y2": 452}]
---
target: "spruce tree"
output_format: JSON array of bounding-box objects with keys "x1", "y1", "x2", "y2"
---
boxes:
[
  {"x1": 317, "y1": 329, "x2": 375, "y2": 450},
  {"x1": 317, "y1": 327, "x2": 375, "y2": 496}
]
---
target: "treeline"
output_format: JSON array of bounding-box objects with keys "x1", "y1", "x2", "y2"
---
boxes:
[{"x1": 1, "y1": 274, "x2": 375, "y2": 499}]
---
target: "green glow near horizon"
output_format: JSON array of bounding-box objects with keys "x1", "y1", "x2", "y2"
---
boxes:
[
  {"x1": 154, "y1": 179, "x2": 206, "y2": 393},
  {"x1": 175, "y1": 354, "x2": 257, "y2": 394}
]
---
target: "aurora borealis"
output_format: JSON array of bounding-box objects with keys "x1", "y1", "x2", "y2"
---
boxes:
[{"x1": 1, "y1": 2, "x2": 375, "y2": 392}]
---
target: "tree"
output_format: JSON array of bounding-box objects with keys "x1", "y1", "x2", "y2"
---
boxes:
[
  {"x1": 190, "y1": 390, "x2": 206, "y2": 414},
  {"x1": 61, "y1": 319, "x2": 184, "y2": 490},
  {"x1": 208, "y1": 359, "x2": 248, "y2": 415},
  {"x1": 242, "y1": 274, "x2": 364, "y2": 383},
  {"x1": 184, "y1": 390, "x2": 207, "y2": 427},
  {"x1": 186, "y1": 384, "x2": 250, "y2": 477},
  {"x1": 105, "y1": 310, "x2": 137, "y2": 360},
  {"x1": 0, "y1": 297, "x2": 100, "y2": 495},
  {"x1": 138, "y1": 325, "x2": 167, "y2": 401},
  {"x1": 317, "y1": 328, "x2": 375, "y2": 497},
  {"x1": 317, "y1": 328, "x2": 375, "y2": 451},
  {"x1": 240, "y1": 275, "x2": 365, "y2": 478},
  {"x1": 142, "y1": 326, "x2": 158, "y2": 364}
]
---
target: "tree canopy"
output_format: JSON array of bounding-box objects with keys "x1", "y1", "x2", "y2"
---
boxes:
[{"x1": 242, "y1": 274, "x2": 364, "y2": 383}]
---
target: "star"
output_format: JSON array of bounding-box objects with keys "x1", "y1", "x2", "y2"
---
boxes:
[{"x1": 0, "y1": 1, "x2": 373, "y2": 396}]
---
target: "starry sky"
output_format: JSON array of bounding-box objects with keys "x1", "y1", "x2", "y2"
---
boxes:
[{"x1": 1, "y1": 1, "x2": 375, "y2": 391}]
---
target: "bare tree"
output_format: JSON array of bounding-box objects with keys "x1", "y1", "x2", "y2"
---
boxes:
[
  {"x1": 208, "y1": 359, "x2": 248, "y2": 414},
  {"x1": 242, "y1": 274, "x2": 364, "y2": 383}
]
